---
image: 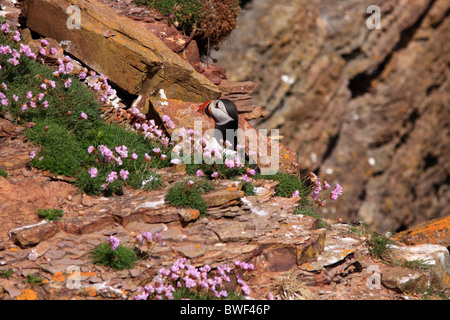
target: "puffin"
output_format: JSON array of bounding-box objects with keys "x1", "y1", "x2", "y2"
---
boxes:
[{"x1": 198, "y1": 99, "x2": 239, "y2": 152}]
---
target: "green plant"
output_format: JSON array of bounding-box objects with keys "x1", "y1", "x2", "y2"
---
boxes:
[
  {"x1": 397, "y1": 259, "x2": 432, "y2": 270},
  {"x1": 134, "y1": 0, "x2": 240, "y2": 46},
  {"x1": 165, "y1": 178, "x2": 214, "y2": 215},
  {"x1": 0, "y1": 169, "x2": 7, "y2": 178},
  {"x1": 241, "y1": 181, "x2": 255, "y2": 196},
  {"x1": 92, "y1": 242, "x2": 138, "y2": 271},
  {"x1": 258, "y1": 172, "x2": 312, "y2": 198},
  {"x1": 294, "y1": 206, "x2": 330, "y2": 229},
  {"x1": 25, "y1": 274, "x2": 44, "y2": 285},
  {"x1": 0, "y1": 269, "x2": 13, "y2": 279},
  {"x1": 0, "y1": 28, "x2": 172, "y2": 197},
  {"x1": 36, "y1": 208, "x2": 64, "y2": 221}
]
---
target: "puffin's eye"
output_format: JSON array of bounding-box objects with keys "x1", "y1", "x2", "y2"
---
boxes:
[{"x1": 215, "y1": 101, "x2": 220, "y2": 108}]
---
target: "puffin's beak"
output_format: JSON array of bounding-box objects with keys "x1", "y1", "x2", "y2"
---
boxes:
[{"x1": 198, "y1": 100, "x2": 213, "y2": 116}]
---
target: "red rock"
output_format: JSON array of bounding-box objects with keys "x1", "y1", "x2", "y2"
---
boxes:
[{"x1": 9, "y1": 221, "x2": 59, "y2": 248}]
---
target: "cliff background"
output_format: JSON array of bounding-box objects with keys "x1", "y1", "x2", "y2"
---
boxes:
[{"x1": 214, "y1": 0, "x2": 450, "y2": 233}]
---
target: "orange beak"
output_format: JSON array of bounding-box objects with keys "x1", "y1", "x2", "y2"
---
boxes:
[{"x1": 198, "y1": 100, "x2": 213, "y2": 116}]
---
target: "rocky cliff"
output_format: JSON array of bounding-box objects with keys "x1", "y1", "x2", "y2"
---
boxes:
[{"x1": 214, "y1": 0, "x2": 450, "y2": 233}]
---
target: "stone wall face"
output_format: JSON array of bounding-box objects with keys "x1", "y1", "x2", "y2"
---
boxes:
[{"x1": 215, "y1": 0, "x2": 450, "y2": 232}]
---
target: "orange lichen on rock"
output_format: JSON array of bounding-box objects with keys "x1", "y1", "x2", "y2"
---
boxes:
[{"x1": 393, "y1": 215, "x2": 450, "y2": 246}]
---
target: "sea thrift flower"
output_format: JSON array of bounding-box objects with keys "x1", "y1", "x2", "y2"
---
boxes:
[
  {"x1": 40, "y1": 39, "x2": 49, "y2": 47},
  {"x1": 109, "y1": 235, "x2": 120, "y2": 251},
  {"x1": 26, "y1": 91, "x2": 33, "y2": 99},
  {"x1": 12, "y1": 94, "x2": 18, "y2": 102},
  {"x1": 292, "y1": 190, "x2": 300, "y2": 198},
  {"x1": 211, "y1": 172, "x2": 219, "y2": 179},
  {"x1": 330, "y1": 184, "x2": 343, "y2": 201},
  {"x1": 88, "y1": 146, "x2": 95, "y2": 154},
  {"x1": 49, "y1": 80, "x2": 56, "y2": 88},
  {"x1": 115, "y1": 145, "x2": 128, "y2": 158},
  {"x1": 29, "y1": 151, "x2": 36, "y2": 159},
  {"x1": 80, "y1": 112, "x2": 88, "y2": 119},
  {"x1": 1, "y1": 99, "x2": 8, "y2": 106},
  {"x1": 50, "y1": 47, "x2": 57, "y2": 55},
  {"x1": 39, "y1": 47, "x2": 46, "y2": 56},
  {"x1": 196, "y1": 169, "x2": 204, "y2": 177},
  {"x1": 153, "y1": 147, "x2": 161, "y2": 154},
  {"x1": 7, "y1": 58, "x2": 19, "y2": 66},
  {"x1": 144, "y1": 153, "x2": 151, "y2": 162},
  {"x1": 131, "y1": 153, "x2": 138, "y2": 160},
  {"x1": 241, "y1": 174, "x2": 250, "y2": 182},
  {"x1": 88, "y1": 167, "x2": 98, "y2": 178},
  {"x1": 247, "y1": 168, "x2": 256, "y2": 176},
  {"x1": 40, "y1": 83, "x2": 47, "y2": 90},
  {"x1": 64, "y1": 78, "x2": 72, "y2": 88},
  {"x1": 106, "y1": 171, "x2": 118, "y2": 183},
  {"x1": 37, "y1": 93, "x2": 45, "y2": 101},
  {"x1": 324, "y1": 181, "x2": 330, "y2": 190},
  {"x1": 119, "y1": 169, "x2": 129, "y2": 180},
  {"x1": 13, "y1": 31, "x2": 21, "y2": 42},
  {"x1": 42, "y1": 101, "x2": 49, "y2": 108}
]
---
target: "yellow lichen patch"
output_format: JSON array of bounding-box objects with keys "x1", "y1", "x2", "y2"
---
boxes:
[
  {"x1": 84, "y1": 286, "x2": 97, "y2": 297},
  {"x1": 52, "y1": 271, "x2": 65, "y2": 282},
  {"x1": 10, "y1": 247, "x2": 18, "y2": 252},
  {"x1": 17, "y1": 288, "x2": 37, "y2": 300}
]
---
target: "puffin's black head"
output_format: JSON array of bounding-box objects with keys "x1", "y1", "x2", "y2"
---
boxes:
[{"x1": 199, "y1": 99, "x2": 239, "y2": 149}]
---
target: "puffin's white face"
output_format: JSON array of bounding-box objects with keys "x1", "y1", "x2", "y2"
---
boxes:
[{"x1": 209, "y1": 100, "x2": 235, "y2": 125}]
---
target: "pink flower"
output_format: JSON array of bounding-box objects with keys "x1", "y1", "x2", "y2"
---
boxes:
[
  {"x1": 29, "y1": 151, "x2": 36, "y2": 159},
  {"x1": 7, "y1": 58, "x2": 19, "y2": 66},
  {"x1": 42, "y1": 101, "x2": 49, "y2": 108},
  {"x1": 39, "y1": 47, "x2": 46, "y2": 56},
  {"x1": 144, "y1": 153, "x2": 151, "y2": 162},
  {"x1": 88, "y1": 167, "x2": 98, "y2": 178},
  {"x1": 12, "y1": 94, "x2": 18, "y2": 102},
  {"x1": 324, "y1": 181, "x2": 330, "y2": 190},
  {"x1": 26, "y1": 91, "x2": 33, "y2": 99},
  {"x1": 40, "y1": 39, "x2": 49, "y2": 47},
  {"x1": 106, "y1": 171, "x2": 118, "y2": 183},
  {"x1": 211, "y1": 172, "x2": 218, "y2": 179},
  {"x1": 88, "y1": 146, "x2": 95, "y2": 154},
  {"x1": 109, "y1": 235, "x2": 120, "y2": 251},
  {"x1": 64, "y1": 78, "x2": 72, "y2": 88},
  {"x1": 40, "y1": 83, "x2": 47, "y2": 90},
  {"x1": 292, "y1": 190, "x2": 300, "y2": 198},
  {"x1": 330, "y1": 184, "x2": 343, "y2": 201},
  {"x1": 131, "y1": 153, "x2": 138, "y2": 160},
  {"x1": 241, "y1": 174, "x2": 250, "y2": 182},
  {"x1": 247, "y1": 168, "x2": 256, "y2": 176},
  {"x1": 153, "y1": 147, "x2": 161, "y2": 154},
  {"x1": 50, "y1": 47, "x2": 57, "y2": 55},
  {"x1": 80, "y1": 112, "x2": 88, "y2": 120},
  {"x1": 119, "y1": 169, "x2": 129, "y2": 180},
  {"x1": 196, "y1": 170, "x2": 204, "y2": 177},
  {"x1": 1, "y1": 98, "x2": 8, "y2": 106}
]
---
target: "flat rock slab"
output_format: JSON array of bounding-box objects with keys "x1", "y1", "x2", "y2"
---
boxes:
[{"x1": 21, "y1": 0, "x2": 220, "y2": 103}]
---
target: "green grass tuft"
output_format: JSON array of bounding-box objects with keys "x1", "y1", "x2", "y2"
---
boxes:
[
  {"x1": 165, "y1": 178, "x2": 213, "y2": 215},
  {"x1": 92, "y1": 242, "x2": 138, "y2": 271},
  {"x1": 36, "y1": 208, "x2": 64, "y2": 221},
  {"x1": 0, "y1": 169, "x2": 7, "y2": 178}
]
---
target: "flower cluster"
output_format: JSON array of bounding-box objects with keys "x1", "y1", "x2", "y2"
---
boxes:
[
  {"x1": 109, "y1": 235, "x2": 120, "y2": 251},
  {"x1": 308, "y1": 172, "x2": 343, "y2": 206},
  {"x1": 134, "y1": 230, "x2": 165, "y2": 258},
  {"x1": 134, "y1": 258, "x2": 254, "y2": 300}
]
